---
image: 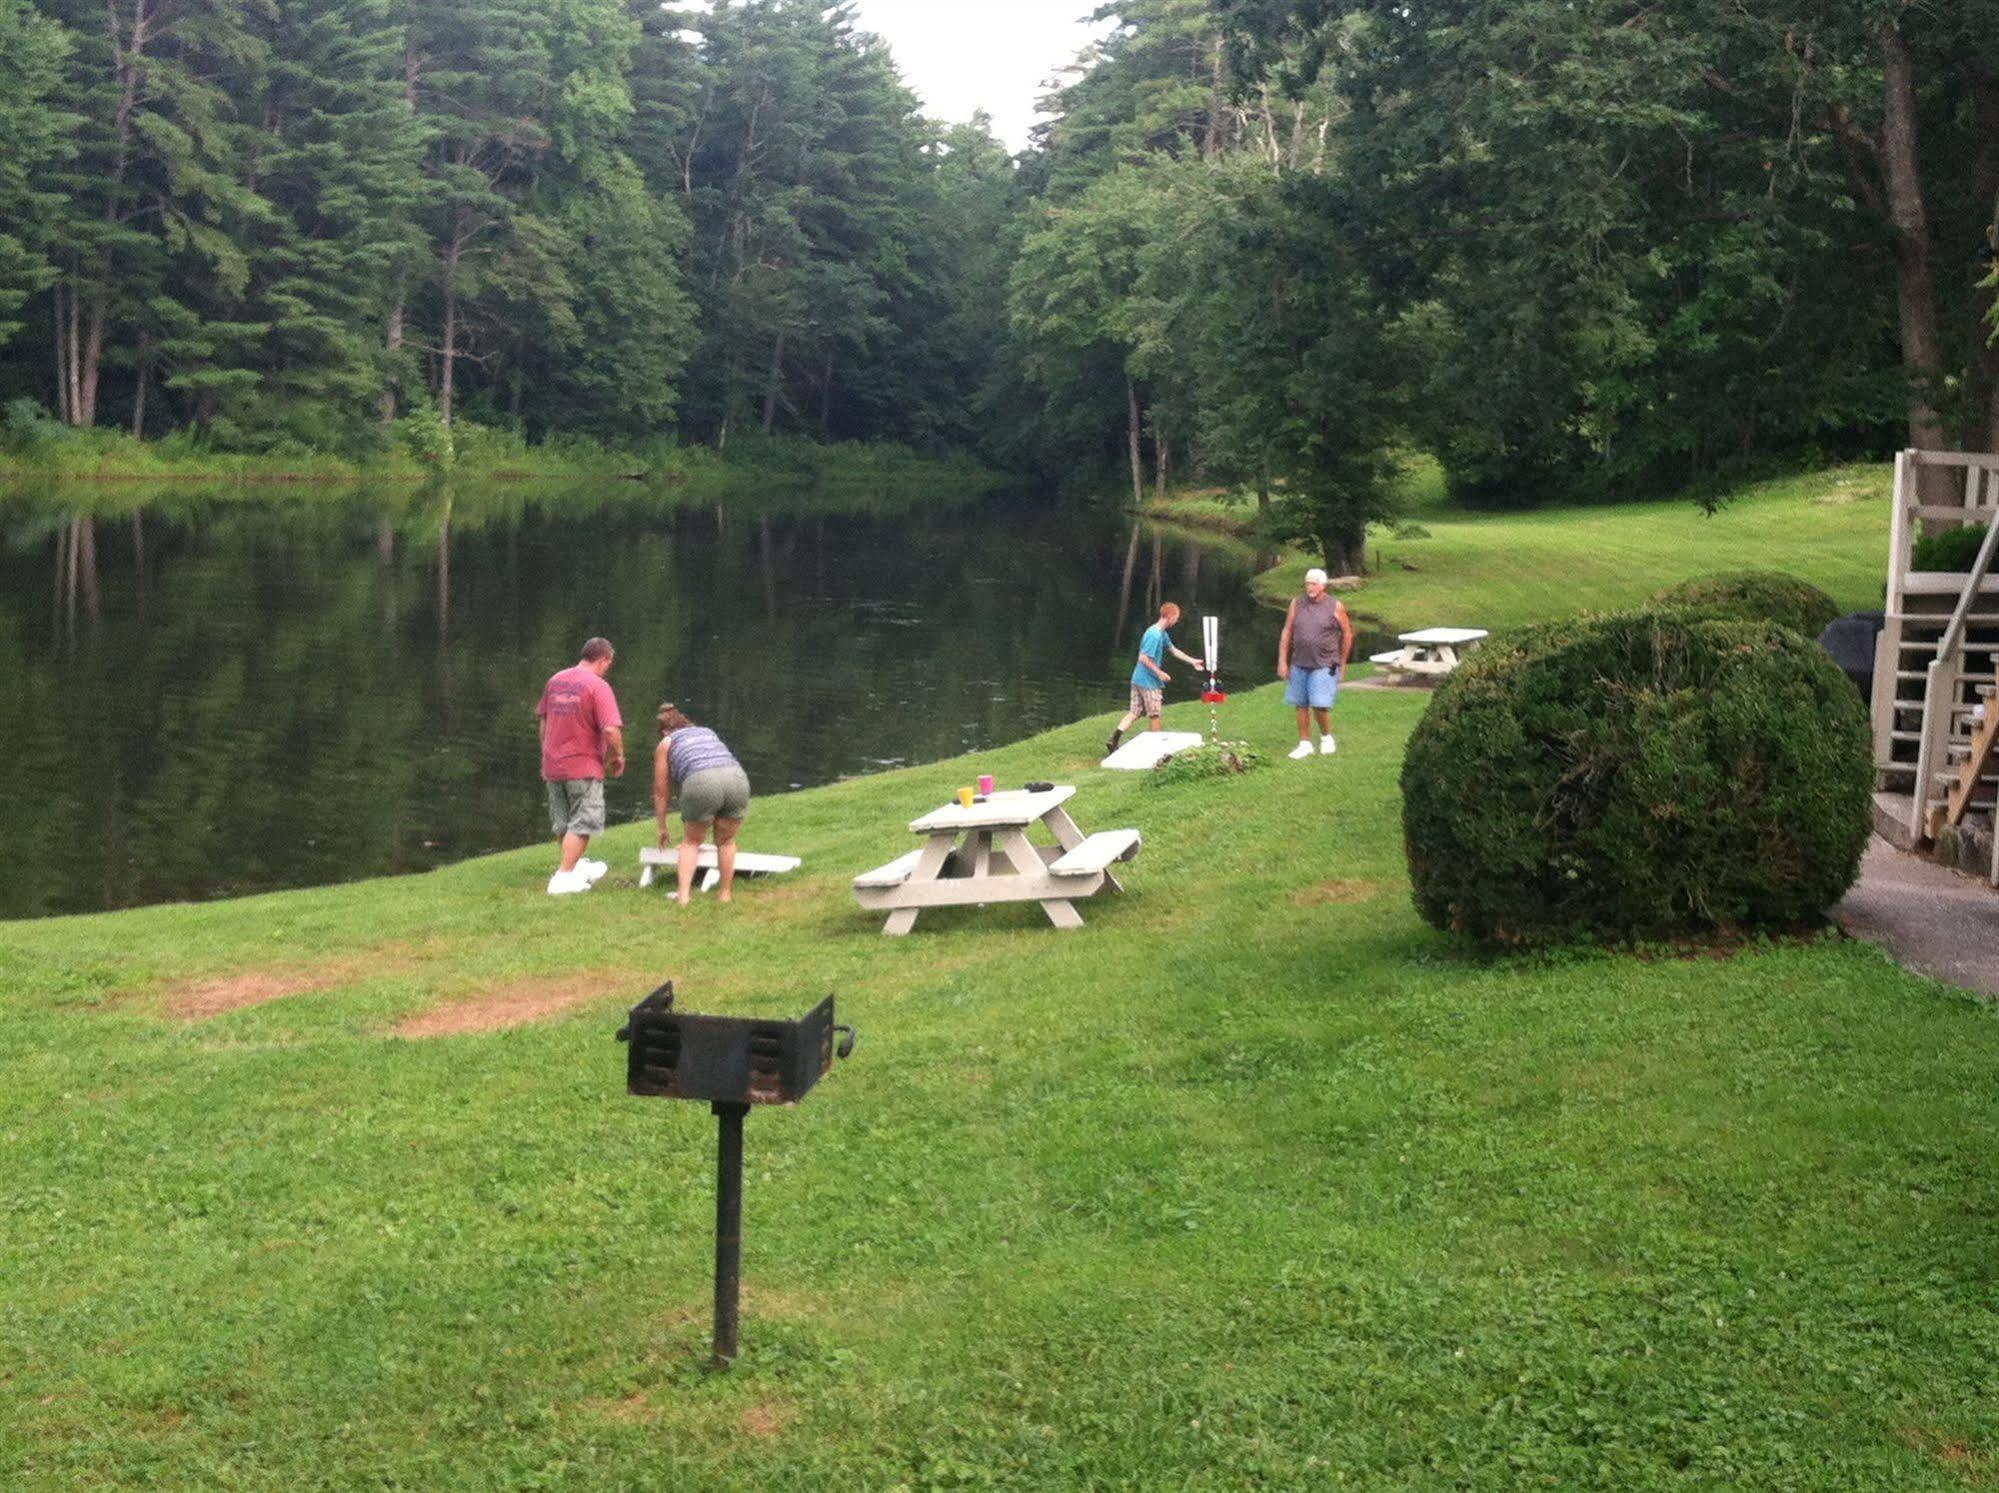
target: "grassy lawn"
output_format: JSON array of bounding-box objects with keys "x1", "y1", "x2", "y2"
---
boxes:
[
  {"x1": 1159, "y1": 463, "x2": 1891, "y2": 636},
  {"x1": 6, "y1": 668, "x2": 1999, "y2": 1487}
]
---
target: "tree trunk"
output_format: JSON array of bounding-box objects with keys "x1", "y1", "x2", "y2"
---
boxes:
[
  {"x1": 1153, "y1": 428, "x2": 1168, "y2": 503},
  {"x1": 1203, "y1": 35, "x2": 1226, "y2": 160},
  {"x1": 819, "y1": 351, "x2": 834, "y2": 436},
  {"x1": 383, "y1": 301, "x2": 405, "y2": 424},
  {"x1": 761, "y1": 330, "x2": 785, "y2": 434},
  {"x1": 1878, "y1": 19, "x2": 1948, "y2": 451},
  {"x1": 1322, "y1": 518, "x2": 1366, "y2": 577},
  {"x1": 78, "y1": 292, "x2": 106, "y2": 426},
  {"x1": 52, "y1": 286, "x2": 68, "y2": 425},
  {"x1": 129, "y1": 334, "x2": 150, "y2": 438},
  {"x1": 1970, "y1": 72, "x2": 1999, "y2": 452},
  {"x1": 1257, "y1": 454, "x2": 1271, "y2": 514},
  {"x1": 440, "y1": 255, "x2": 460, "y2": 429},
  {"x1": 1126, "y1": 377, "x2": 1146, "y2": 510}
]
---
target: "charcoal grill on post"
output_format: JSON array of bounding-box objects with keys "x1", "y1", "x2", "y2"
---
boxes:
[{"x1": 615, "y1": 981, "x2": 855, "y2": 1368}]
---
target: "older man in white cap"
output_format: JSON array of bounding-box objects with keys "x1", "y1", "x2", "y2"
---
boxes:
[{"x1": 1276, "y1": 567, "x2": 1352, "y2": 759}]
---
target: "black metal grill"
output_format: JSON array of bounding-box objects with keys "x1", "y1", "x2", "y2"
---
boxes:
[
  {"x1": 619, "y1": 983, "x2": 845, "y2": 1105},
  {"x1": 616, "y1": 981, "x2": 855, "y2": 1367}
]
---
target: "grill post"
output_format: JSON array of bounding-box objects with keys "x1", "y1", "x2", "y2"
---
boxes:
[{"x1": 712, "y1": 1100, "x2": 747, "y2": 1368}]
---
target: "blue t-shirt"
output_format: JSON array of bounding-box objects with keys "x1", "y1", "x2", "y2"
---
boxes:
[{"x1": 1131, "y1": 624, "x2": 1173, "y2": 689}]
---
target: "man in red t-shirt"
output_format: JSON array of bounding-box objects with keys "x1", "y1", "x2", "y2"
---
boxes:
[{"x1": 536, "y1": 637, "x2": 626, "y2": 895}]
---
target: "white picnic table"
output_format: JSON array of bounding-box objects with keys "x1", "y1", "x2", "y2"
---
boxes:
[
  {"x1": 850, "y1": 785, "x2": 1140, "y2": 936},
  {"x1": 1369, "y1": 626, "x2": 1489, "y2": 678}
]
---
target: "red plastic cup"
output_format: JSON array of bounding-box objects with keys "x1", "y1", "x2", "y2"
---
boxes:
[{"x1": 978, "y1": 774, "x2": 995, "y2": 796}]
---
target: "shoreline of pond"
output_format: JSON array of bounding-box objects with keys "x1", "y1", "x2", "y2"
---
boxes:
[{"x1": 4, "y1": 484, "x2": 1283, "y2": 920}]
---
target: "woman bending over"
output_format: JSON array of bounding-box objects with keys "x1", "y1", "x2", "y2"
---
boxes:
[{"x1": 653, "y1": 703, "x2": 752, "y2": 904}]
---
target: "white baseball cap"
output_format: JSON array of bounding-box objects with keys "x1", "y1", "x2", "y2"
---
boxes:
[{"x1": 1305, "y1": 567, "x2": 1329, "y2": 585}]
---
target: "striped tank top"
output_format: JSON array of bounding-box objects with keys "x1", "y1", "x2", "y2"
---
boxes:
[{"x1": 667, "y1": 726, "x2": 739, "y2": 780}]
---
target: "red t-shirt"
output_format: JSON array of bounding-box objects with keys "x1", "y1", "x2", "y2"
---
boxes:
[{"x1": 537, "y1": 665, "x2": 622, "y2": 782}]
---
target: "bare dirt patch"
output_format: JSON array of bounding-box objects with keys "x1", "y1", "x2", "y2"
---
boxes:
[
  {"x1": 1894, "y1": 1426, "x2": 1999, "y2": 1480},
  {"x1": 152, "y1": 938, "x2": 462, "y2": 1021},
  {"x1": 1291, "y1": 878, "x2": 1384, "y2": 907},
  {"x1": 167, "y1": 972, "x2": 336, "y2": 1020},
  {"x1": 392, "y1": 972, "x2": 635, "y2": 1039},
  {"x1": 588, "y1": 1391, "x2": 660, "y2": 1425},
  {"x1": 739, "y1": 1400, "x2": 795, "y2": 1439}
]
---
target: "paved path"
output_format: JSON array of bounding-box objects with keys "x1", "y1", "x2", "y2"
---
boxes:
[{"x1": 1835, "y1": 837, "x2": 1999, "y2": 997}]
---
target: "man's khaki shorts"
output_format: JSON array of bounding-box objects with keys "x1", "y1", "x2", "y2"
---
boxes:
[
  {"x1": 1129, "y1": 685, "x2": 1163, "y2": 720},
  {"x1": 547, "y1": 778, "x2": 607, "y2": 838}
]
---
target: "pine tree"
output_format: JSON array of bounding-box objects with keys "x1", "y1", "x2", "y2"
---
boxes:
[{"x1": 0, "y1": 0, "x2": 73, "y2": 350}]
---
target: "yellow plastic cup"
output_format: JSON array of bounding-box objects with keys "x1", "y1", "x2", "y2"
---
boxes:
[{"x1": 957, "y1": 787, "x2": 975, "y2": 808}]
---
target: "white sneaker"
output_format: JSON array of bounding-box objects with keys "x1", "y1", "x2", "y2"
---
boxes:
[
  {"x1": 1319, "y1": 736, "x2": 1337, "y2": 755},
  {"x1": 578, "y1": 858, "x2": 608, "y2": 882},
  {"x1": 547, "y1": 869, "x2": 592, "y2": 896},
  {"x1": 1288, "y1": 741, "x2": 1315, "y2": 761}
]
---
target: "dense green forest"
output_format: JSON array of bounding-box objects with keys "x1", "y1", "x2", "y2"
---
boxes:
[{"x1": 0, "y1": 0, "x2": 1994, "y2": 563}]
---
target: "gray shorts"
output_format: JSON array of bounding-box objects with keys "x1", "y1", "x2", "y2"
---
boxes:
[
  {"x1": 1129, "y1": 685, "x2": 1163, "y2": 720},
  {"x1": 546, "y1": 779, "x2": 606, "y2": 838},
  {"x1": 680, "y1": 765, "x2": 751, "y2": 826}
]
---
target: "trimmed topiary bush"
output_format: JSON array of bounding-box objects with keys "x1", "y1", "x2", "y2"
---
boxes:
[
  {"x1": 1401, "y1": 611, "x2": 1871, "y2": 945},
  {"x1": 1653, "y1": 570, "x2": 1840, "y2": 639}
]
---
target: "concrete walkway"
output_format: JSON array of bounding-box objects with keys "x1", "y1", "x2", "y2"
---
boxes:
[{"x1": 1835, "y1": 836, "x2": 1999, "y2": 997}]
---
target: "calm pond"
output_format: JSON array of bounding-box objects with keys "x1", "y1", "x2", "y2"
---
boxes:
[{"x1": 4, "y1": 479, "x2": 1283, "y2": 919}]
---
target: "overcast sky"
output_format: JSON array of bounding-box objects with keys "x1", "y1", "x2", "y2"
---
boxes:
[{"x1": 849, "y1": 1, "x2": 1114, "y2": 150}]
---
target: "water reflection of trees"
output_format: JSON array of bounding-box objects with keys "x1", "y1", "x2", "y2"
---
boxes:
[
  {"x1": 52, "y1": 515, "x2": 100, "y2": 650},
  {"x1": 0, "y1": 482, "x2": 1278, "y2": 917}
]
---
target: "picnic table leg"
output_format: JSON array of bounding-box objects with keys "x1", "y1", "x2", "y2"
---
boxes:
[
  {"x1": 967, "y1": 830, "x2": 991, "y2": 879},
  {"x1": 1040, "y1": 899, "x2": 1085, "y2": 930},
  {"x1": 879, "y1": 833, "x2": 959, "y2": 936},
  {"x1": 995, "y1": 828, "x2": 1086, "y2": 930}
]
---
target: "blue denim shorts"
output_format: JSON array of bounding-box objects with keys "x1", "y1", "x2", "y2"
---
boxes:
[{"x1": 1285, "y1": 666, "x2": 1339, "y2": 709}]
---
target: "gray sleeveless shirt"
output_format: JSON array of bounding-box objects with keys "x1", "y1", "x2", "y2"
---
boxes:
[{"x1": 1289, "y1": 593, "x2": 1345, "y2": 670}]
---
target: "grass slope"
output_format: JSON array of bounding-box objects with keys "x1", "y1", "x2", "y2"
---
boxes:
[
  {"x1": 5, "y1": 682, "x2": 1998, "y2": 1488},
  {"x1": 1162, "y1": 464, "x2": 1890, "y2": 636}
]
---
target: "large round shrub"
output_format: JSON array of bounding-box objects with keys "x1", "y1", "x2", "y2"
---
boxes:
[
  {"x1": 1401, "y1": 612, "x2": 1872, "y2": 945},
  {"x1": 1653, "y1": 571, "x2": 1840, "y2": 639}
]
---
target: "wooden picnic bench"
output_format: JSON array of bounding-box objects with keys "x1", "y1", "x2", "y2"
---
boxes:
[
  {"x1": 1369, "y1": 626, "x2": 1489, "y2": 679},
  {"x1": 850, "y1": 786, "x2": 1139, "y2": 936}
]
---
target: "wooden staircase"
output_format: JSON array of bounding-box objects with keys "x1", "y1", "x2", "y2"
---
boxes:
[{"x1": 1873, "y1": 450, "x2": 1999, "y2": 871}]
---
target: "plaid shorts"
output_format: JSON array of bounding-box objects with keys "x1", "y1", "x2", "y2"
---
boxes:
[{"x1": 1128, "y1": 685, "x2": 1163, "y2": 719}]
